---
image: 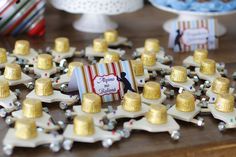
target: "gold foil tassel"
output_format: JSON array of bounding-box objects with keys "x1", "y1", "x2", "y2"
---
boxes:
[
  {"x1": 131, "y1": 60, "x2": 144, "y2": 76},
  {"x1": 176, "y1": 91, "x2": 195, "y2": 112},
  {"x1": 104, "y1": 30, "x2": 118, "y2": 44},
  {"x1": 35, "y1": 78, "x2": 53, "y2": 96},
  {"x1": 13, "y1": 40, "x2": 30, "y2": 56},
  {"x1": 73, "y1": 115, "x2": 95, "y2": 136},
  {"x1": 15, "y1": 118, "x2": 38, "y2": 140},
  {"x1": 122, "y1": 92, "x2": 141, "y2": 112},
  {"x1": 143, "y1": 81, "x2": 161, "y2": 99},
  {"x1": 141, "y1": 51, "x2": 156, "y2": 67},
  {"x1": 170, "y1": 66, "x2": 187, "y2": 83},
  {"x1": 22, "y1": 98, "x2": 43, "y2": 118},
  {"x1": 4, "y1": 63, "x2": 21, "y2": 80},
  {"x1": 93, "y1": 39, "x2": 108, "y2": 53},
  {"x1": 82, "y1": 93, "x2": 102, "y2": 113},
  {"x1": 146, "y1": 104, "x2": 167, "y2": 124}
]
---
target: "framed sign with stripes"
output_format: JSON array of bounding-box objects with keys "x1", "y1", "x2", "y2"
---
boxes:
[
  {"x1": 168, "y1": 19, "x2": 218, "y2": 52},
  {"x1": 0, "y1": 0, "x2": 46, "y2": 36},
  {"x1": 68, "y1": 60, "x2": 138, "y2": 103}
]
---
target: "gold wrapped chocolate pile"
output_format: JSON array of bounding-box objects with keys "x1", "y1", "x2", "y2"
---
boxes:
[
  {"x1": 13, "y1": 40, "x2": 30, "y2": 56},
  {"x1": 93, "y1": 39, "x2": 108, "y2": 53},
  {"x1": 54, "y1": 37, "x2": 70, "y2": 53},
  {"x1": 4, "y1": 63, "x2": 22, "y2": 80},
  {"x1": 146, "y1": 104, "x2": 167, "y2": 125},
  {"x1": 176, "y1": 91, "x2": 195, "y2": 112},
  {"x1": 82, "y1": 93, "x2": 102, "y2": 113},
  {"x1": 143, "y1": 81, "x2": 161, "y2": 100},
  {"x1": 0, "y1": 48, "x2": 7, "y2": 64},
  {"x1": 170, "y1": 66, "x2": 187, "y2": 83},
  {"x1": 141, "y1": 51, "x2": 156, "y2": 67},
  {"x1": 35, "y1": 78, "x2": 53, "y2": 96},
  {"x1": 200, "y1": 59, "x2": 216, "y2": 75},
  {"x1": 104, "y1": 30, "x2": 118, "y2": 44},
  {"x1": 211, "y1": 77, "x2": 230, "y2": 95},
  {"x1": 122, "y1": 92, "x2": 141, "y2": 112},
  {"x1": 37, "y1": 54, "x2": 53, "y2": 70},
  {"x1": 215, "y1": 94, "x2": 234, "y2": 113},
  {"x1": 103, "y1": 52, "x2": 120, "y2": 63},
  {"x1": 73, "y1": 115, "x2": 95, "y2": 136},
  {"x1": 131, "y1": 60, "x2": 144, "y2": 76},
  {"x1": 22, "y1": 98, "x2": 43, "y2": 119},
  {"x1": 67, "y1": 61, "x2": 84, "y2": 77},
  {"x1": 0, "y1": 79, "x2": 10, "y2": 98},
  {"x1": 144, "y1": 38, "x2": 160, "y2": 52},
  {"x1": 193, "y1": 49, "x2": 208, "y2": 64},
  {"x1": 15, "y1": 119, "x2": 37, "y2": 140}
]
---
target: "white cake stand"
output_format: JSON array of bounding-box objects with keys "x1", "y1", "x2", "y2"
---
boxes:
[
  {"x1": 149, "y1": 0, "x2": 236, "y2": 36},
  {"x1": 51, "y1": 0, "x2": 144, "y2": 33}
]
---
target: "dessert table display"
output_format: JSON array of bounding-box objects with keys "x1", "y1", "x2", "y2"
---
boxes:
[{"x1": 0, "y1": 4, "x2": 236, "y2": 157}]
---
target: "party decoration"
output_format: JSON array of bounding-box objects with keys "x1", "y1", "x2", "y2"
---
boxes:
[
  {"x1": 0, "y1": 0, "x2": 46, "y2": 36},
  {"x1": 68, "y1": 60, "x2": 137, "y2": 103},
  {"x1": 169, "y1": 19, "x2": 217, "y2": 52}
]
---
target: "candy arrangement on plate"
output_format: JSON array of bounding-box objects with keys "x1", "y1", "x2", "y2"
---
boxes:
[{"x1": 1, "y1": 31, "x2": 236, "y2": 155}]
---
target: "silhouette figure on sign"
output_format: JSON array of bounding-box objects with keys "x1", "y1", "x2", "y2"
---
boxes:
[
  {"x1": 174, "y1": 29, "x2": 183, "y2": 52},
  {"x1": 117, "y1": 72, "x2": 135, "y2": 93}
]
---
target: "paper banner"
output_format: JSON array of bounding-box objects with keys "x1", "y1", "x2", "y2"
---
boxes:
[
  {"x1": 68, "y1": 60, "x2": 138, "y2": 103},
  {"x1": 169, "y1": 19, "x2": 218, "y2": 52}
]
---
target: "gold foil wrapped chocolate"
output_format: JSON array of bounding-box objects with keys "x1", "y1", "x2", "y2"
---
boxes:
[
  {"x1": 104, "y1": 30, "x2": 118, "y2": 44},
  {"x1": 13, "y1": 40, "x2": 30, "y2": 56},
  {"x1": 0, "y1": 48, "x2": 7, "y2": 64},
  {"x1": 122, "y1": 92, "x2": 141, "y2": 112},
  {"x1": 103, "y1": 52, "x2": 120, "y2": 63},
  {"x1": 93, "y1": 39, "x2": 108, "y2": 53},
  {"x1": 67, "y1": 62, "x2": 84, "y2": 77},
  {"x1": 200, "y1": 59, "x2": 216, "y2": 75},
  {"x1": 73, "y1": 115, "x2": 95, "y2": 136},
  {"x1": 131, "y1": 60, "x2": 144, "y2": 76},
  {"x1": 144, "y1": 38, "x2": 160, "y2": 52},
  {"x1": 211, "y1": 77, "x2": 230, "y2": 95},
  {"x1": 82, "y1": 93, "x2": 102, "y2": 113},
  {"x1": 176, "y1": 91, "x2": 195, "y2": 112},
  {"x1": 215, "y1": 94, "x2": 234, "y2": 113},
  {"x1": 54, "y1": 37, "x2": 70, "y2": 53},
  {"x1": 0, "y1": 79, "x2": 10, "y2": 98},
  {"x1": 35, "y1": 78, "x2": 53, "y2": 96},
  {"x1": 22, "y1": 98, "x2": 43, "y2": 119},
  {"x1": 15, "y1": 118, "x2": 37, "y2": 140},
  {"x1": 141, "y1": 51, "x2": 156, "y2": 67},
  {"x1": 170, "y1": 66, "x2": 187, "y2": 83},
  {"x1": 193, "y1": 49, "x2": 208, "y2": 64},
  {"x1": 146, "y1": 104, "x2": 167, "y2": 124},
  {"x1": 4, "y1": 63, "x2": 22, "y2": 80},
  {"x1": 37, "y1": 54, "x2": 53, "y2": 70},
  {"x1": 143, "y1": 81, "x2": 161, "y2": 99}
]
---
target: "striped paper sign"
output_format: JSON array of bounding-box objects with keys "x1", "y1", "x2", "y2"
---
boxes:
[
  {"x1": 0, "y1": 0, "x2": 46, "y2": 36},
  {"x1": 68, "y1": 60, "x2": 137, "y2": 103},
  {"x1": 169, "y1": 19, "x2": 218, "y2": 52}
]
